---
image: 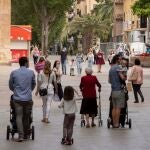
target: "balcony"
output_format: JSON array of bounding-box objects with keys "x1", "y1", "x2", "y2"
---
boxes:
[
  {"x1": 114, "y1": 0, "x2": 123, "y2": 5},
  {"x1": 115, "y1": 14, "x2": 123, "y2": 21}
]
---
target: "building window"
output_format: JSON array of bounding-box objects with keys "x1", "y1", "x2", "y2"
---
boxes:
[{"x1": 140, "y1": 16, "x2": 147, "y2": 28}]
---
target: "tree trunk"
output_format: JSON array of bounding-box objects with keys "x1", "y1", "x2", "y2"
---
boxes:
[
  {"x1": 41, "y1": 18, "x2": 49, "y2": 55},
  {"x1": 82, "y1": 30, "x2": 93, "y2": 54},
  {"x1": 41, "y1": 22, "x2": 45, "y2": 55},
  {"x1": 147, "y1": 16, "x2": 150, "y2": 43}
]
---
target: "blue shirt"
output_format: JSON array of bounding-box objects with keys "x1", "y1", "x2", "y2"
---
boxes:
[
  {"x1": 9, "y1": 67, "x2": 36, "y2": 101},
  {"x1": 109, "y1": 64, "x2": 122, "y2": 91}
]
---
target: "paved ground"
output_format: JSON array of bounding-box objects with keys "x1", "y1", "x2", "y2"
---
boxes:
[{"x1": 0, "y1": 55, "x2": 150, "y2": 150}]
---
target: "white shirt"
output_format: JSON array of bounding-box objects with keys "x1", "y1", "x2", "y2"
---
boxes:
[
  {"x1": 59, "y1": 98, "x2": 78, "y2": 114},
  {"x1": 37, "y1": 71, "x2": 56, "y2": 94}
]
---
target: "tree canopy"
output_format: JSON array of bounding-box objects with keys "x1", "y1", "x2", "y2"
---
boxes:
[
  {"x1": 11, "y1": 0, "x2": 73, "y2": 53},
  {"x1": 132, "y1": 0, "x2": 150, "y2": 16}
]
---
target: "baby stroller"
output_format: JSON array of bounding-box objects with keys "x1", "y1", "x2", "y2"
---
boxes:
[
  {"x1": 81, "y1": 91, "x2": 103, "y2": 127},
  {"x1": 107, "y1": 93, "x2": 132, "y2": 129},
  {"x1": 6, "y1": 96, "x2": 34, "y2": 140}
]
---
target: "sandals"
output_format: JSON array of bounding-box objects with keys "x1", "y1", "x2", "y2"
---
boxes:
[
  {"x1": 61, "y1": 138, "x2": 73, "y2": 145},
  {"x1": 86, "y1": 124, "x2": 90, "y2": 128},
  {"x1": 41, "y1": 118, "x2": 50, "y2": 124}
]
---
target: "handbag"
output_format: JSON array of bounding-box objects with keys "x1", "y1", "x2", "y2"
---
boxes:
[
  {"x1": 127, "y1": 82, "x2": 133, "y2": 92},
  {"x1": 128, "y1": 68, "x2": 138, "y2": 81},
  {"x1": 39, "y1": 74, "x2": 50, "y2": 96}
]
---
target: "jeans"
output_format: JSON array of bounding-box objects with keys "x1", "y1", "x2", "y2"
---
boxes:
[
  {"x1": 76, "y1": 62, "x2": 82, "y2": 74},
  {"x1": 63, "y1": 114, "x2": 75, "y2": 141},
  {"x1": 41, "y1": 94, "x2": 54, "y2": 119},
  {"x1": 61, "y1": 60, "x2": 67, "y2": 75},
  {"x1": 132, "y1": 84, "x2": 144, "y2": 102},
  {"x1": 13, "y1": 100, "x2": 33, "y2": 138},
  {"x1": 33, "y1": 55, "x2": 38, "y2": 64},
  {"x1": 88, "y1": 59, "x2": 93, "y2": 69}
]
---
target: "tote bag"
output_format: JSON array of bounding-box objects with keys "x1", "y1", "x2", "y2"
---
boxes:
[
  {"x1": 127, "y1": 82, "x2": 132, "y2": 92},
  {"x1": 128, "y1": 67, "x2": 138, "y2": 81}
]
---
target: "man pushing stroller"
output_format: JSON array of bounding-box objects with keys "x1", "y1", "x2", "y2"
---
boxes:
[{"x1": 9, "y1": 57, "x2": 36, "y2": 142}]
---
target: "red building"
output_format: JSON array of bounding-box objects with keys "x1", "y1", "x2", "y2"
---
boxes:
[{"x1": 10, "y1": 25, "x2": 32, "y2": 62}]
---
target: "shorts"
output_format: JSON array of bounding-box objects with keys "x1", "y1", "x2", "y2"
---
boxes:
[{"x1": 111, "y1": 90, "x2": 125, "y2": 108}]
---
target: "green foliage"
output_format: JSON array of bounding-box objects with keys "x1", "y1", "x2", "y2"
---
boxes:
[
  {"x1": 132, "y1": 0, "x2": 150, "y2": 16},
  {"x1": 11, "y1": 0, "x2": 73, "y2": 47},
  {"x1": 93, "y1": 0, "x2": 113, "y2": 21}
]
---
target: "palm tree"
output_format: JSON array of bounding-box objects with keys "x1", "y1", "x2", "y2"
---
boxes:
[
  {"x1": 68, "y1": 14, "x2": 111, "y2": 52},
  {"x1": 93, "y1": 0, "x2": 113, "y2": 21}
]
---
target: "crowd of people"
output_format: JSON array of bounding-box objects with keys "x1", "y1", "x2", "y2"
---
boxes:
[{"x1": 8, "y1": 46, "x2": 144, "y2": 145}]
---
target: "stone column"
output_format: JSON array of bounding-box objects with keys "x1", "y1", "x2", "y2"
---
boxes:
[{"x1": 0, "y1": 0, "x2": 11, "y2": 65}]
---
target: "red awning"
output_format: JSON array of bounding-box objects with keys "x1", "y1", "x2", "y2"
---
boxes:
[{"x1": 11, "y1": 25, "x2": 32, "y2": 41}]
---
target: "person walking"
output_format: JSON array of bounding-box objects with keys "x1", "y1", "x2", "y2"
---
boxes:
[
  {"x1": 32, "y1": 46, "x2": 40, "y2": 64},
  {"x1": 86, "y1": 48, "x2": 94, "y2": 69},
  {"x1": 35, "y1": 61, "x2": 58, "y2": 123},
  {"x1": 34, "y1": 56, "x2": 45, "y2": 73},
  {"x1": 109, "y1": 55, "x2": 126, "y2": 128},
  {"x1": 59, "y1": 86, "x2": 77, "y2": 145},
  {"x1": 9, "y1": 57, "x2": 36, "y2": 142},
  {"x1": 53, "y1": 60, "x2": 63, "y2": 101},
  {"x1": 76, "y1": 52, "x2": 84, "y2": 75},
  {"x1": 80, "y1": 68, "x2": 101, "y2": 128},
  {"x1": 128, "y1": 58, "x2": 144, "y2": 103},
  {"x1": 60, "y1": 47, "x2": 67, "y2": 75},
  {"x1": 96, "y1": 49, "x2": 105, "y2": 73}
]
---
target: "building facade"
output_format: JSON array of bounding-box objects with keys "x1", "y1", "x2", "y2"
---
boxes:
[
  {"x1": 0, "y1": 0, "x2": 11, "y2": 65},
  {"x1": 76, "y1": 0, "x2": 97, "y2": 15},
  {"x1": 112, "y1": 0, "x2": 124, "y2": 42},
  {"x1": 123, "y1": 0, "x2": 147, "y2": 44}
]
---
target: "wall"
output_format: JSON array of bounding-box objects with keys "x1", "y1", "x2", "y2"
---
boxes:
[{"x1": 0, "y1": 0, "x2": 11, "y2": 65}]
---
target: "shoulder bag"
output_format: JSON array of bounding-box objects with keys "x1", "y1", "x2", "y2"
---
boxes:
[
  {"x1": 128, "y1": 67, "x2": 138, "y2": 81},
  {"x1": 39, "y1": 74, "x2": 50, "y2": 96}
]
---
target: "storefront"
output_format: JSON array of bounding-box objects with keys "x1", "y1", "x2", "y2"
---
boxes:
[{"x1": 10, "y1": 25, "x2": 32, "y2": 63}]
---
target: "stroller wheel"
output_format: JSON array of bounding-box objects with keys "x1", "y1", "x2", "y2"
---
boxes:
[
  {"x1": 129, "y1": 118, "x2": 132, "y2": 129},
  {"x1": 31, "y1": 126, "x2": 35, "y2": 140},
  {"x1": 107, "y1": 119, "x2": 111, "y2": 129},
  {"x1": 6, "y1": 125, "x2": 10, "y2": 140},
  {"x1": 81, "y1": 120, "x2": 85, "y2": 127}
]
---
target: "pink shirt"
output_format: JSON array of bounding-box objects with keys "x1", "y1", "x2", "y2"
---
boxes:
[{"x1": 131, "y1": 65, "x2": 143, "y2": 84}]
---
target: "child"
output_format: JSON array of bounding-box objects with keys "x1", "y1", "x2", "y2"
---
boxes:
[
  {"x1": 58, "y1": 86, "x2": 77, "y2": 145},
  {"x1": 117, "y1": 57, "x2": 129, "y2": 101},
  {"x1": 76, "y1": 52, "x2": 84, "y2": 75},
  {"x1": 70, "y1": 59, "x2": 75, "y2": 76}
]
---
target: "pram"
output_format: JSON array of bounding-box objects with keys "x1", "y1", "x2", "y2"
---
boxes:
[
  {"x1": 81, "y1": 91, "x2": 103, "y2": 127},
  {"x1": 107, "y1": 94, "x2": 132, "y2": 129},
  {"x1": 6, "y1": 96, "x2": 34, "y2": 140}
]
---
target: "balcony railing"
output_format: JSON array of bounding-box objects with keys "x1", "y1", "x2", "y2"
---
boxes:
[
  {"x1": 115, "y1": 14, "x2": 123, "y2": 21},
  {"x1": 114, "y1": 0, "x2": 123, "y2": 4}
]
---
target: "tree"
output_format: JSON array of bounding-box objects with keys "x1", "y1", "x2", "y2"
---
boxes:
[
  {"x1": 94, "y1": 0, "x2": 113, "y2": 21},
  {"x1": 11, "y1": 0, "x2": 73, "y2": 54},
  {"x1": 31, "y1": 0, "x2": 73, "y2": 54},
  {"x1": 132, "y1": 0, "x2": 150, "y2": 43},
  {"x1": 69, "y1": 14, "x2": 111, "y2": 52}
]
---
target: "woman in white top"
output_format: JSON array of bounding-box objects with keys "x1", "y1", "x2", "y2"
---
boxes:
[
  {"x1": 86, "y1": 48, "x2": 94, "y2": 69},
  {"x1": 59, "y1": 86, "x2": 77, "y2": 145},
  {"x1": 53, "y1": 60, "x2": 63, "y2": 100},
  {"x1": 35, "y1": 61, "x2": 58, "y2": 123}
]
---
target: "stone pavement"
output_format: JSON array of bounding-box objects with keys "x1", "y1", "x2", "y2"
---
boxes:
[{"x1": 0, "y1": 55, "x2": 150, "y2": 150}]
